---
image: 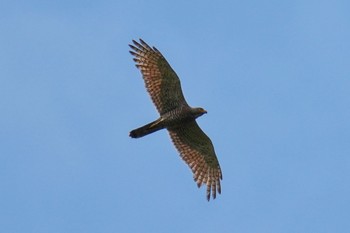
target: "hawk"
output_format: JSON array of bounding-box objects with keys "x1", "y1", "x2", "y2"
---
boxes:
[{"x1": 129, "y1": 39, "x2": 222, "y2": 201}]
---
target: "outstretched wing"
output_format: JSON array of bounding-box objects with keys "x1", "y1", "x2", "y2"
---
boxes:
[
  {"x1": 168, "y1": 121, "x2": 223, "y2": 201},
  {"x1": 129, "y1": 39, "x2": 189, "y2": 115}
]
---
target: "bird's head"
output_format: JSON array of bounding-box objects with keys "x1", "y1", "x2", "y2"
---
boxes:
[{"x1": 192, "y1": 107, "x2": 207, "y2": 118}]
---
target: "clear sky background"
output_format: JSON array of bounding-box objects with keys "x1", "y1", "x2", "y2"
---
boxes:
[{"x1": 1, "y1": 1, "x2": 349, "y2": 232}]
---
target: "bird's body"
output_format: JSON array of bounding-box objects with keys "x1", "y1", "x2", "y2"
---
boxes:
[
  {"x1": 129, "y1": 39, "x2": 222, "y2": 201},
  {"x1": 130, "y1": 105, "x2": 206, "y2": 138}
]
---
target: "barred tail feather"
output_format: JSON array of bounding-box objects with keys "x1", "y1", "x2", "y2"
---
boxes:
[{"x1": 129, "y1": 119, "x2": 164, "y2": 138}]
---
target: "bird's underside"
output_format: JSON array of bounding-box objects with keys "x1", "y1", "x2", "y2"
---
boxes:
[{"x1": 129, "y1": 39, "x2": 222, "y2": 201}]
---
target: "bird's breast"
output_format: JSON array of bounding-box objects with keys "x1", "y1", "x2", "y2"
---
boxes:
[{"x1": 161, "y1": 106, "x2": 194, "y2": 127}]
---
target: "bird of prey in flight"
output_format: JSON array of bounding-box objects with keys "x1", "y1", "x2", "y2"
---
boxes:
[{"x1": 129, "y1": 39, "x2": 222, "y2": 201}]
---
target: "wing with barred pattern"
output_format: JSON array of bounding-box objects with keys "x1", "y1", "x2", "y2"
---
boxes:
[
  {"x1": 129, "y1": 39, "x2": 189, "y2": 115},
  {"x1": 168, "y1": 121, "x2": 222, "y2": 201}
]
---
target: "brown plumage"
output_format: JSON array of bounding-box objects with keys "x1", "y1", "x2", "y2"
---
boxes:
[{"x1": 129, "y1": 39, "x2": 222, "y2": 201}]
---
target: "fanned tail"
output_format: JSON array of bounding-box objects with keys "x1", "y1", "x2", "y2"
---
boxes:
[{"x1": 129, "y1": 118, "x2": 164, "y2": 138}]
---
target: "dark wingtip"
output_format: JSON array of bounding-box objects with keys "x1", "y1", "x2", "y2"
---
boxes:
[
  {"x1": 129, "y1": 44, "x2": 137, "y2": 51},
  {"x1": 153, "y1": 46, "x2": 159, "y2": 52},
  {"x1": 131, "y1": 39, "x2": 142, "y2": 48},
  {"x1": 129, "y1": 50, "x2": 137, "y2": 56}
]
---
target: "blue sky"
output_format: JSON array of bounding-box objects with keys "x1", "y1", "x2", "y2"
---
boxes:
[{"x1": 1, "y1": 0, "x2": 350, "y2": 232}]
